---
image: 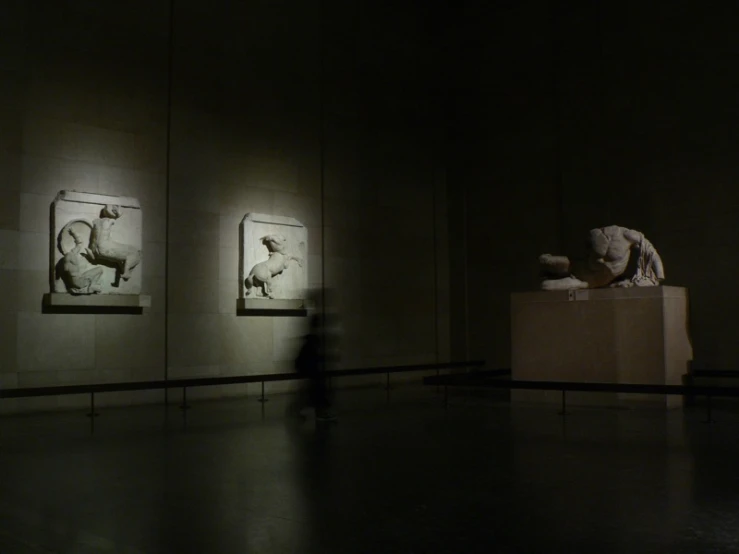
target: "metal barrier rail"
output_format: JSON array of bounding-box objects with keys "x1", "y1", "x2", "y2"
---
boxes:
[
  {"x1": 0, "y1": 360, "x2": 486, "y2": 416},
  {"x1": 422, "y1": 373, "x2": 739, "y2": 422}
]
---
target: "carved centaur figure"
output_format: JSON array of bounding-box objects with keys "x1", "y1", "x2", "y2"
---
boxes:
[
  {"x1": 89, "y1": 205, "x2": 141, "y2": 282},
  {"x1": 245, "y1": 234, "x2": 303, "y2": 298}
]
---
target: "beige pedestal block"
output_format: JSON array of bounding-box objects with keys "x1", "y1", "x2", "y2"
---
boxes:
[{"x1": 511, "y1": 286, "x2": 692, "y2": 408}]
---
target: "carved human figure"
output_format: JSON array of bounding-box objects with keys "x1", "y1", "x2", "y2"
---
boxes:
[
  {"x1": 59, "y1": 228, "x2": 104, "y2": 295},
  {"x1": 89, "y1": 205, "x2": 141, "y2": 281},
  {"x1": 539, "y1": 225, "x2": 665, "y2": 290},
  {"x1": 245, "y1": 234, "x2": 304, "y2": 298}
]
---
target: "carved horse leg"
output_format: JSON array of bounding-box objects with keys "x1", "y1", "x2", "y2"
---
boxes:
[
  {"x1": 245, "y1": 275, "x2": 260, "y2": 297},
  {"x1": 121, "y1": 257, "x2": 133, "y2": 281},
  {"x1": 120, "y1": 250, "x2": 141, "y2": 281}
]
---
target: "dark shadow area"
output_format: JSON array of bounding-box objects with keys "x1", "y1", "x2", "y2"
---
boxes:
[
  {"x1": 236, "y1": 308, "x2": 308, "y2": 317},
  {"x1": 41, "y1": 303, "x2": 143, "y2": 315},
  {"x1": 4, "y1": 383, "x2": 739, "y2": 553}
]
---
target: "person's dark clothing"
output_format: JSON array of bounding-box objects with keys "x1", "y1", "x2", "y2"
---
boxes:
[{"x1": 294, "y1": 332, "x2": 330, "y2": 413}]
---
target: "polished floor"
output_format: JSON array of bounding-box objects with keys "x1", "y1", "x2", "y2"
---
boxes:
[{"x1": 1, "y1": 385, "x2": 739, "y2": 553}]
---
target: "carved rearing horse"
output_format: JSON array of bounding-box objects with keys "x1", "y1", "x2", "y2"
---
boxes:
[{"x1": 245, "y1": 234, "x2": 303, "y2": 298}]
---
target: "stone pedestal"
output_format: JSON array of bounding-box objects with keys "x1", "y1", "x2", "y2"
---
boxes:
[
  {"x1": 511, "y1": 286, "x2": 693, "y2": 408},
  {"x1": 44, "y1": 293, "x2": 151, "y2": 308}
]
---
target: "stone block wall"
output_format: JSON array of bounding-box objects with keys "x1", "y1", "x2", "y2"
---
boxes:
[{"x1": 0, "y1": 0, "x2": 450, "y2": 411}]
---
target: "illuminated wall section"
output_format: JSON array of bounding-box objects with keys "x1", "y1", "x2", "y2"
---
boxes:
[
  {"x1": 0, "y1": 1, "x2": 168, "y2": 412},
  {"x1": 0, "y1": 0, "x2": 450, "y2": 411}
]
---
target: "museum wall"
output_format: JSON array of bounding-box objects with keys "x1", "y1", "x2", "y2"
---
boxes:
[
  {"x1": 0, "y1": 0, "x2": 449, "y2": 412},
  {"x1": 0, "y1": 0, "x2": 172, "y2": 412},
  {"x1": 455, "y1": 2, "x2": 739, "y2": 370}
]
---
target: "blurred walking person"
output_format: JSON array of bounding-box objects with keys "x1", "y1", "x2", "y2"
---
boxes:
[{"x1": 291, "y1": 313, "x2": 339, "y2": 421}]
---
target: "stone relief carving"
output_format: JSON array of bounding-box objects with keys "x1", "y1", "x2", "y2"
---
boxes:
[
  {"x1": 58, "y1": 223, "x2": 104, "y2": 295},
  {"x1": 539, "y1": 225, "x2": 664, "y2": 291},
  {"x1": 52, "y1": 191, "x2": 143, "y2": 296},
  {"x1": 245, "y1": 234, "x2": 304, "y2": 298},
  {"x1": 240, "y1": 213, "x2": 307, "y2": 302},
  {"x1": 89, "y1": 205, "x2": 142, "y2": 282}
]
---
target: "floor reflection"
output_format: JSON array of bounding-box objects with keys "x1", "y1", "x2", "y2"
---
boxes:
[{"x1": 1, "y1": 388, "x2": 739, "y2": 553}]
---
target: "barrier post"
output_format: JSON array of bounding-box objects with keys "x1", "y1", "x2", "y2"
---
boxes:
[
  {"x1": 258, "y1": 381, "x2": 268, "y2": 403},
  {"x1": 558, "y1": 390, "x2": 569, "y2": 416},
  {"x1": 86, "y1": 392, "x2": 99, "y2": 418},
  {"x1": 180, "y1": 387, "x2": 190, "y2": 410}
]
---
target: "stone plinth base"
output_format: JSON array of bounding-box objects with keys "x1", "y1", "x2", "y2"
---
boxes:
[
  {"x1": 44, "y1": 293, "x2": 151, "y2": 308},
  {"x1": 237, "y1": 298, "x2": 306, "y2": 315},
  {"x1": 511, "y1": 286, "x2": 693, "y2": 408}
]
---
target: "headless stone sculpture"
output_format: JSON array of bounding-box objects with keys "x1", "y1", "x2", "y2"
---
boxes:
[
  {"x1": 245, "y1": 234, "x2": 303, "y2": 298},
  {"x1": 539, "y1": 225, "x2": 665, "y2": 290},
  {"x1": 59, "y1": 228, "x2": 104, "y2": 295},
  {"x1": 89, "y1": 205, "x2": 141, "y2": 282}
]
